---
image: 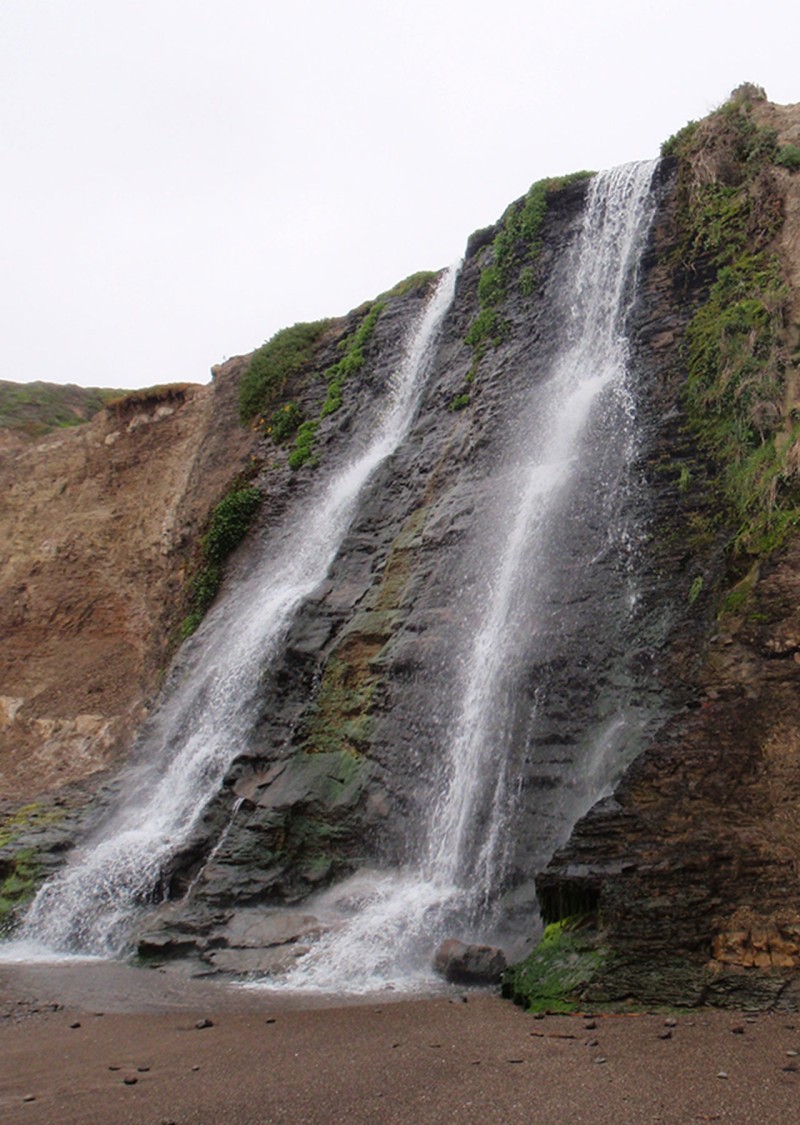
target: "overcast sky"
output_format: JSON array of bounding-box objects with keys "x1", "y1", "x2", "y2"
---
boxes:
[{"x1": 2, "y1": 0, "x2": 798, "y2": 391}]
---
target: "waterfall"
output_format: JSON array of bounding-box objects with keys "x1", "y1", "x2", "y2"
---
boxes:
[
  {"x1": 427, "y1": 160, "x2": 658, "y2": 901},
  {"x1": 278, "y1": 160, "x2": 658, "y2": 992},
  {"x1": 13, "y1": 267, "x2": 458, "y2": 957}
]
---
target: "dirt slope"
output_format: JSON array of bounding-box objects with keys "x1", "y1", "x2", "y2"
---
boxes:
[{"x1": 0, "y1": 360, "x2": 255, "y2": 804}]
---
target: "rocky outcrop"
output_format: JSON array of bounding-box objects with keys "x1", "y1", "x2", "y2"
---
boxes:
[
  {"x1": 527, "y1": 93, "x2": 800, "y2": 1010},
  {"x1": 534, "y1": 537, "x2": 800, "y2": 1009}
]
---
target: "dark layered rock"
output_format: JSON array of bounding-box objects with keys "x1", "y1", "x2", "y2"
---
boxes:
[
  {"x1": 537, "y1": 538, "x2": 800, "y2": 1009},
  {"x1": 153, "y1": 164, "x2": 727, "y2": 963},
  {"x1": 529, "y1": 98, "x2": 800, "y2": 1010}
]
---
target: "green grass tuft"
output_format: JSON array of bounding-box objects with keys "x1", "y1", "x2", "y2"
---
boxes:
[
  {"x1": 181, "y1": 486, "x2": 262, "y2": 635},
  {"x1": 238, "y1": 320, "x2": 331, "y2": 424}
]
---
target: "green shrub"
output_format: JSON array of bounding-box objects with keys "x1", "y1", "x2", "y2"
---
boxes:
[
  {"x1": 202, "y1": 487, "x2": 262, "y2": 565},
  {"x1": 379, "y1": 270, "x2": 437, "y2": 299},
  {"x1": 287, "y1": 419, "x2": 319, "y2": 470},
  {"x1": 465, "y1": 308, "x2": 498, "y2": 349},
  {"x1": 661, "y1": 120, "x2": 698, "y2": 158},
  {"x1": 287, "y1": 302, "x2": 384, "y2": 469},
  {"x1": 448, "y1": 393, "x2": 471, "y2": 411},
  {"x1": 182, "y1": 486, "x2": 262, "y2": 635},
  {"x1": 688, "y1": 576, "x2": 704, "y2": 605},
  {"x1": 776, "y1": 145, "x2": 800, "y2": 171},
  {"x1": 0, "y1": 380, "x2": 123, "y2": 436},
  {"x1": 519, "y1": 266, "x2": 536, "y2": 298},
  {"x1": 268, "y1": 401, "x2": 303, "y2": 442},
  {"x1": 477, "y1": 265, "x2": 504, "y2": 307},
  {"x1": 238, "y1": 320, "x2": 330, "y2": 424}
]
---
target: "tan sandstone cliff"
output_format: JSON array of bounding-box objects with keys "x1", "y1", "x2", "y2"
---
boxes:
[{"x1": 0, "y1": 361, "x2": 255, "y2": 805}]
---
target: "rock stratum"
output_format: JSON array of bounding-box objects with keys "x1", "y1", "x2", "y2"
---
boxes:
[{"x1": 4, "y1": 87, "x2": 800, "y2": 1010}]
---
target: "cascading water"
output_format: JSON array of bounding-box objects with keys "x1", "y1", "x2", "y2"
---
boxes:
[
  {"x1": 428, "y1": 160, "x2": 658, "y2": 902},
  {"x1": 278, "y1": 160, "x2": 659, "y2": 992},
  {"x1": 13, "y1": 266, "x2": 458, "y2": 957}
]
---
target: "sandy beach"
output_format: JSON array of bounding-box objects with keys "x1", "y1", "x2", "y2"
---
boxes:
[{"x1": 2, "y1": 961, "x2": 799, "y2": 1124}]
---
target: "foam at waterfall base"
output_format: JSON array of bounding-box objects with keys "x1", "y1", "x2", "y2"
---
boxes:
[{"x1": 248, "y1": 868, "x2": 473, "y2": 996}]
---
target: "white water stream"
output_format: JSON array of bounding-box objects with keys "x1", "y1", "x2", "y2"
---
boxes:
[
  {"x1": 11, "y1": 266, "x2": 458, "y2": 958},
  {"x1": 278, "y1": 160, "x2": 658, "y2": 992}
]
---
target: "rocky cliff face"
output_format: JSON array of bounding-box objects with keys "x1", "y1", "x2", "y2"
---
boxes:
[
  {"x1": 122, "y1": 163, "x2": 726, "y2": 971},
  {"x1": 522, "y1": 90, "x2": 800, "y2": 1010},
  {"x1": 5, "y1": 92, "x2": 800, "y2": 1009}
]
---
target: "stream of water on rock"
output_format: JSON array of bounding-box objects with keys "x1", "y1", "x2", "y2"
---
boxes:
[
  {"x1": 277, "y1": 160, "x2": 659, "y2": 992},
  {"x1": 10, "y1": 266, "x2": 458, "y2": 959}
]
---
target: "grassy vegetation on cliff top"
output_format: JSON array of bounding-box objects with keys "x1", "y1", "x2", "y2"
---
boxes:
[
  {"x1": 667, "y1": 86, "x2": 800, "y2": 558},
  {"x1": 463, "y1": 171, "x2": 595, "y2": 388},
  {"x1": 240, "y1": 271, "x2": 436, "y2": 469},
  {"x1": 0, "y1": 380, "x2": 122, "y2": 436}
]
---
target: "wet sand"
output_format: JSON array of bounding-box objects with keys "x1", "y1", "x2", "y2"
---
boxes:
[{"x1": 2, "y1": 962, "x2": 799, "y2": 1123}]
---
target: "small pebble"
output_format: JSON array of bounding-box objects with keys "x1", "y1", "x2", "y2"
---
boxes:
[
  {"x1": 594, "y1": 1056, "x2": 607, "y2": 1065},
  {"x1": 745, "y1": 1016, "x2": 758, "y2": 1023},
  {"x1": 22, "y1": 1095, "x2": 36, "y2": 1103},
  {"x1": 786, "y1": 1050, "x2": 799, "y2": 1057},
  {"x1": 123, "y1": 1076, "x2": 138, "y2": 1086},
  {"x1": 731, "y1": 1025, "x2": 745, "y2": 1035},
  {"x1": 507, "y1": 1058, "x2": 524, "y2": 1064},
  {"x1": 265, "y1": 1017, "x2": 277, "y2": 1025},
  {"x1": 717, "y1": 1071, "x2": 729, "y2": 1080},
  {"x1": 69, "y1": 1021, "x2": 81, "y2": 1029},
  {"x1": 195, "y1": 1017, "x2": 214, "y2": 1029},
  {"x1": 191, "y1": 1065, "x2": 201, "y2": 1072},
  {"x1": 658, "y1": 1030, "x2": 672, "y2": 1040},
  {"x1": 586, "y1": 1038, "x2": 599, "y2": 1047},
  {"x1": 137, "y1": 1065, "x2": 150, "y2": 1072},
  {"x1": 108, "y1": 1066, "x2": 121, "y2": 1072},
  {"x1": 664, "y1": 1017, "x2": 678, "y2": 1028},
  {"x1": 584, "y1": 1019, "x2": 597, "y2": 1030},
  {"x1": 533, "y1": 1012, "x2": 545, "y2": 1020},
  {"x1": 783, "y1": 1064, "x2": 798, "y2": 1073}
]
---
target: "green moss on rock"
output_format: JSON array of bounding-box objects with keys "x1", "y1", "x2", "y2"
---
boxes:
[
  {"x1": 462, "y1": 170, "x2": 594, "y2": 387},
  {"x1": 502, "y1": 918, "x2": 606, "y2": 1013},
  {"x1": 0, "y1": 848, "x2": 42, "y2": 931}
]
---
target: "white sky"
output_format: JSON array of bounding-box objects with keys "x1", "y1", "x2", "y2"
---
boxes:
[{"x1": 2, "y1": 0, "x2": 798, "y2": 390}]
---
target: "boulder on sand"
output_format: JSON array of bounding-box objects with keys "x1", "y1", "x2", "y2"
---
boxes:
[{"x1": 433, "y1": 938, "x2": 507, "y2": 985}]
